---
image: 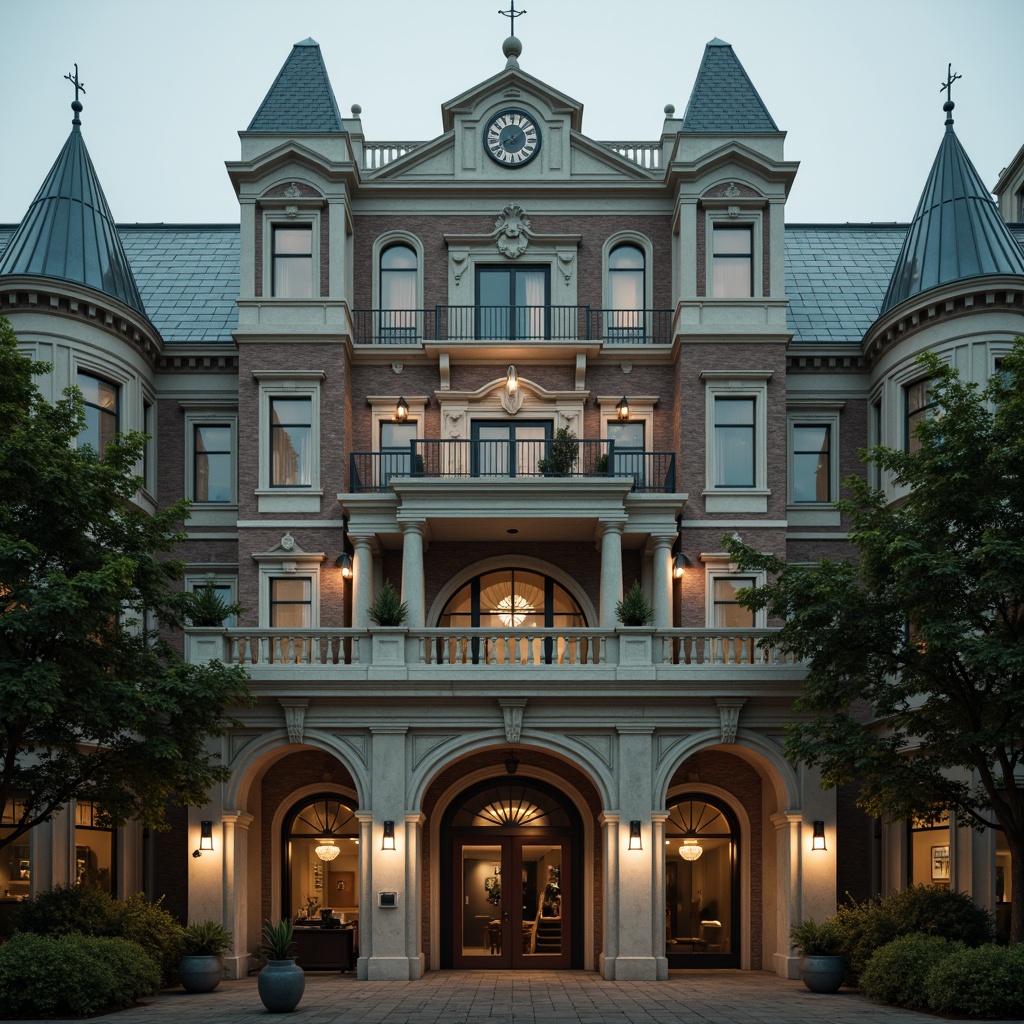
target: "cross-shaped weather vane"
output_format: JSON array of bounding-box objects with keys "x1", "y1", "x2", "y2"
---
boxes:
[{"x1": 499, "y1": 0, "x2": 526, "y2": 35}]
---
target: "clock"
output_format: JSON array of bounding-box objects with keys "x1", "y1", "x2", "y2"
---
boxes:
[{"x1": 484, "y1": 109, "x2": 541, "y2": 168}]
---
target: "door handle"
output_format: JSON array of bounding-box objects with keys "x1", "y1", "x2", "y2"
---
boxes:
[{"x1": 501, "y1": 911, "x2": 508, "y2": 922}]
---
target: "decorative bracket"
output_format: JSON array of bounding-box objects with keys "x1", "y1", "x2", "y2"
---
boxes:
[
  {"x1": 499, "y1": 699, "x2": 527, "y2": 743},
  {"x1": 716, "y1": 698, "x2": 745, "y2": 745},
  {"x1": 279, "y1": 699, "x2": 309, "y2": 744}
]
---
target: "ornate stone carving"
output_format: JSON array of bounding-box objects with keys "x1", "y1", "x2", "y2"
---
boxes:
[
  {"x1": 494, "y1": 204, "x2": 531, "y2": 259},
  {"x1": 284, "y1": 182, "x2": 303, "y2": 198},
  {"x1": 280, "y1": 532, "x2": 295, "y2": 551},
  {"x1": 284, "y1": 204, "x2": 299, "y2": 218},
  {"x1": 499, "y1": 699, "x2": 527, "y2": 743},
  {"x1": 391, "y1": 362, "x2": 403, "y2": 374},
  {"x1": 557, "y1": 252, "x2": 576, "y2": 282},
  {"x1": 451, "y1": 251, "x2": 468, "y2": 285},
  {"x1": 279, "y1": 699, "x2": 308, "y2": 744},
  {"x1": 443, "y1": 410, "x2": 464, "y2": 438},
  {"x1": 500, "y1": 386, "x2": 524, "y2": 415},
  {"x1": 716, "y1": 698, "x2": 746, "y2": 745},
  {"x1": 727, "y1": 204, "x2": 741, "y2": 217}
]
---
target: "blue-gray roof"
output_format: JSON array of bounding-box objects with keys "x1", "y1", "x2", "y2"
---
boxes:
[
  {"x1": 681, "y1": 38, "x2": 778, "y2": 133},
  {"x1": 880, "y1": 113, "x2": 1024, "y2": 314},
  {"x1": 0, "y1": 224, "x2": 239, "y2": 344},
  {"x1": 2, "y1": 221, "x2": 1020, "y2": 348},
  {"x1": 0, "y1": 121, "x2": 147, "y2": 316},
  {"x1": 247, "y1": 38, "x2": 344, "y2": 133}
]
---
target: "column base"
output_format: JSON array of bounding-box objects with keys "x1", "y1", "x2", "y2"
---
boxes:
[
  {"x1": 366, "y1": 956, "x2": 420, "y2": 980},
  {"x1": 223, "y1": 953, "x2": 251, "y2": 980},
  {"x1": 773, "y1": 952, "x2": 801, "y2": 979},
  {"x1": 603, "y1": 955, "x2": 660, "y2": 981}
]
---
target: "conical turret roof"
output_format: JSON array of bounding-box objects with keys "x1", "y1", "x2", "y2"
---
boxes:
[
  {"x1": 247, "y1": 38, "x2": 344, "y2": 132},
  {"x1": 881, "y1": 104, "x2": 1024, "y2": 313},
  {"x1": 681, "y1": 38, "x2": 778, "y2": 133},
  {"x1": 0, "y1": 110, "x2": 146, "y2": 316}
]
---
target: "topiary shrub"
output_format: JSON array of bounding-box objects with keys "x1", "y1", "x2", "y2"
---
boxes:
[
  {"x1": 11, "y1": 885, "x2": 184, "y2": 988},
  {"x1": 924, "y1": 944, "x2": 1024, "y2": 1019},
  {"x1": 0, "y1": 932, "x2": 160, "y2": 1017},
  {"x1": 859, "y1": 933, "x2": 963, "y2": 1009},
  {"x1": 368, "y1": 579, "x2": 408, "y2": 626},
  {"x1": 830, "y1": 885, "x2": 992, "y2": 987},
  {"x1": 616, "y1": 580, "x2": 653, "y2": 626}
]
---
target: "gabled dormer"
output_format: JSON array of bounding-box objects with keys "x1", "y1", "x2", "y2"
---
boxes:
[
  {"x1": 665, "y1": 39, "x2": 797, "y2": 337},
  {"x1": 227, "y1": 39, "x2": 360, "y2": 326}
]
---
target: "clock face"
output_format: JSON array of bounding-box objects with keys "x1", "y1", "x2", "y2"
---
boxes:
[{"x1": 484, "y1": 109, "x2": 541, "y2": 167}]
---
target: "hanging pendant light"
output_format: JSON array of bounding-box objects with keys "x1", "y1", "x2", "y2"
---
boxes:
[
  {"x1": 678, "y1": 839, "x2": 703, "y2": 862},
  {"x1": 314, "y1": 839, "x2": 341, "y2": 862}
]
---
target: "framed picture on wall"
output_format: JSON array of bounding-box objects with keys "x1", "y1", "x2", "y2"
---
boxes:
[{"x1": 931, "y1": 845, "x2": 950, "y2": 881}]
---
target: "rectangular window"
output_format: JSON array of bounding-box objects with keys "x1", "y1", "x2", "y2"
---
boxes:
[
  {"x1": 270, "y1": 398, "x2": 312, "y2": 487},
  {"x1": 905, "y1": 379, "x2": 934, "y2": 453},
  {"x1": 76, "y1": 371, "x2": 118, "y2": 455},
  {"x1": 714, "y1": 397, "x2": 755, "y2": 487},
  {"x1": 272, "y1": 226, "x2": 313, "y2": 298},
  {"x1": 712, "y1": 226, "x2": 753, "y2": 298},
  {"x1": 607, "y1": 420, "x2": 645, "y2": 485},
  {"x1": 792, "y1": 424, "x2": 831, "y2": 502},
  {"x1": 380, "y1": 420, "x2": 419, "y2": 484},
  {"x1": 476, "y1": 265, "x2": 549, "y2": 340},
  {"x1": 712, "y1": 577, "x2": 756, "y2": 629},
  {"x1": 193, "y1": 424, "x2": 233, "y2": 502},
  {"x1": 270, "y1": 577, "x2": 311, "y2": 628}
]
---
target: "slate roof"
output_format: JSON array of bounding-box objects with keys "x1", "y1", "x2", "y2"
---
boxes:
[
  {"x1": 247, "y1": 38, "x2": 344, "y2": 133},
  {"x1": 2, "y1": 222, "x2": 1021, "y2": 348},
  {"x1": 681, "y1": 38, "x2": 779, "y2": 133},
  {"x1": 0, "y1": 119, "x2": 147, "y2": 316},
  {"x1": 880, "y1": 112, "x2": 1024, "y2": 314}
]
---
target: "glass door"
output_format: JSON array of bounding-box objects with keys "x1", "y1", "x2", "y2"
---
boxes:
[{"x1": 451, "y1": 836, "x2": 571, "y2": 969}]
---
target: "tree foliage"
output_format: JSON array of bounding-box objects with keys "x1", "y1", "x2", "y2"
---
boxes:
[
  {"x1": 0, "y1": 317, "x2": 251, "y2": 852},
  {"x1": 726, "y1": 337, "x2": 1024, "y2": 943}
]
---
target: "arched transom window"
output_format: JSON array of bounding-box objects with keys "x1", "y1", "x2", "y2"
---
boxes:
[{"x1": 439, "y1": 570, "x2": 586, "y2": 629}]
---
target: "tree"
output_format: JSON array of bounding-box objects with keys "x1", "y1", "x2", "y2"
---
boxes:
[
  {"x1": 726, "y1": 338, "x2": 1024, "y2": 944},
  {"x1": 0, "y1": 317, "x2": 251, "y2": 853}
]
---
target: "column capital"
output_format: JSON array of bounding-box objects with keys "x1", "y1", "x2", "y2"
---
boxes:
[
  {"x1": 221, "y1": 812, "x2": 254, "y2": 830},
  {"x1": 770, "y1": 811, "x2": 804, "y2": 830}
]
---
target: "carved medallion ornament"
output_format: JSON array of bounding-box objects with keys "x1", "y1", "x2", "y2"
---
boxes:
[{"x1": 494, "y1": 203, "x2": 531, "y2": 259}]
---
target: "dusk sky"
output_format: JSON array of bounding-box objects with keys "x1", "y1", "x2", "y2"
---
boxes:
[{"x1": 2, "y1": 0, "x2": 1021, "y2": 226}]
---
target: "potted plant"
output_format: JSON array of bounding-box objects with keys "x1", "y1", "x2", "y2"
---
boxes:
[
  {"x1": 179, "y1": 919, "x2": 232, "y2": 993},
  {"x1": 616, "y1": 580, "x2": 653, "y2": 627},
  {"x1": 183, "y1": 577, "x2": 243, "y2": 663},
  {"x1": 538, "y1": 427, "x2": 579, "y2": 476},
  {"x1": 368, "y1": 579, "x2": 408, "y2": 627},
  {"x1": 257, "y1": 919, "x2": 304, "y2": 1013},
  {"x1": 790, "y1": 917, "x2": 845, "y2": 993},
  {"x1": 368, "y1": 579, "x2": 409, "y2": 667}
]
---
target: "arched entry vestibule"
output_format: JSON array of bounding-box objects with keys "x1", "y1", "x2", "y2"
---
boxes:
[
  {"x1": 665, "y1": 794, "x2": 740, "y2": 968},
  {"x1": 439, "y1": 776, "x2": 585, "y2": 969}
]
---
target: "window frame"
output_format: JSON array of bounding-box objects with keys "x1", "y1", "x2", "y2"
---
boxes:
[
  {"x1": 701, "y1": 556, "x2": 766, "y2": 629},
  {"x1": 253, "y1": 370, "x2": 325, "y2": 513},
  {"x1": 700, "y1": 370, "x2": 772, "y2": 513},
  {"x1": 474, "y1": 263, "x2": 552, "y2": 341},
  {"x1": 904, "y1": 378, "x2": 935, "y2": 453},
  {"x1": 705, "y1": 210, "x2": 764, "y2": 300},
  {"x1": 261, "y1": 208, "x2": 321, "y2": 300},
  {"x1": 602, "y1": 233, "x2": 654, "y2": 341},
  {"x1": 75, "y1": 369, "x2": 120, "y2": 456},
  {"x1": 372, "y1": 232, "x2": 424, "y2": 342},
  {"x1": 786, "y1": 401, "x2": 844, "y2": 525}
]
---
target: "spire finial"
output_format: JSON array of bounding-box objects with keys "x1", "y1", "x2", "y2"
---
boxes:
[
  {"x1": 498, "y1": 0, "x2": 526, "y2": 34},
  {"x1": 64, "y1": 63, "x2": 86, "y2": 127},
  {"x1": 940, "y1": 63, "x2": 961, "y2": 128}
]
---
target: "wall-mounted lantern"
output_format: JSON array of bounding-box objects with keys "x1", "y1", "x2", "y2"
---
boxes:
[
  {"x1": 812, "y1": 820, "x2": 827, "y2": 851},
  {"x1": 192, "y1": 820, "x2": 214, "y2": 858},
  {"x1": 382, "y1": 820, "x2": 396, "y2": 851},
  {"x1": 628, "y1": 820, "x2": 643, "y2": 851}
]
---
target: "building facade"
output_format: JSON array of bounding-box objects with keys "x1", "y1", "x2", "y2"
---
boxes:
[{"x1": 1, "y1": 31, "x2": 1022, "y2": 981}]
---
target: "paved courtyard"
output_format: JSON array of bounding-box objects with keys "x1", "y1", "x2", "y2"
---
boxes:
[{"x1": 9, "y1": 970, "x2": 1019, "y2": 1024}]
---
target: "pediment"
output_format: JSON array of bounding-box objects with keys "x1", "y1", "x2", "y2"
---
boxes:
[
  {"x1": 226, "y1": 138, "x2": 359, "y2": 191},
  {"x1": 441, "y1": 67, "x2": 583, "y2": 132},
  {"x1": 669, "y1": 139, "x2": 799, "y2": 194}
]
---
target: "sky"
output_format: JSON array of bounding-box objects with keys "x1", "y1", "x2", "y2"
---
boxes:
[{"x1": 1, "y1": 0, "x2": 1021, "y2": 227}]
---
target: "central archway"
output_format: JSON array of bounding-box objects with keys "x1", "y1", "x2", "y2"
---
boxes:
[{"x1": 440, "y1": 776, "x2": 584, "y2": 969}]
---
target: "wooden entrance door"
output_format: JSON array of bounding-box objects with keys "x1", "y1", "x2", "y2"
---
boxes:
[{"x1": 451, "y1": 835, "x2": 570, "y2": 969}]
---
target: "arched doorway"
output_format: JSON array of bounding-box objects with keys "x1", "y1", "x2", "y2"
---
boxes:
[
  {"x1": 440, "y1": 776, "x2": 584, "y2": 969},
  {"x1": 665, "y1": 794, "x2": 741, "y2": 968}
]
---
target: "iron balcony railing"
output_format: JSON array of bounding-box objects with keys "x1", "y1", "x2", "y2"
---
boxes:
[
  {"x1": 349, "y1": 307, "x2": 673, "y2": 345},
  {"x1": 349, "y1": 439, "x2": 675, "y2": 493}
]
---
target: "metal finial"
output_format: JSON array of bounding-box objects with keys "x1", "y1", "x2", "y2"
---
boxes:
[
  {"x1": 940, "y1": 63, "x2": 961, "y2": 126},
  {"x1": 64, "y1": 63, "x2": 86, "y2": 126},
  {"x1": 498, "y1": 0, "x2": 526, "y2": 35}
]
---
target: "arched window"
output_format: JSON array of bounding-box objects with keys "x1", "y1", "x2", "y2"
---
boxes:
[
  {"x1": 665, "y1": 794, "x2": 740, "y2": 967},
  {"x1": 608, "y1": 243, "x2": 645, "y2": 339},
  {"x1": 282, "y1": 795, "x2": 359, "y2": 921},
  {"x1": 439, "y1": 569, "x2": 585, "y2": 630},
  {"x1": 379, "y1": 244, "x2": 418, "y2": 341}
]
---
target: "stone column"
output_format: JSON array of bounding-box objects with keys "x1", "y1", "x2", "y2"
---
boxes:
[
  {"x1": 599, "y1": 521, "x2": 625, "y2": 629},
  {"x1": 400, "y1": 521, "x2": 426, "y2": 629},
  {"x1": 770, "y1": 811, "x2": 803, "y2": 979},
  {"x1": 221, "y1": 812, "x2": 254, "y2": 979},
  {"x1": 404, "y1": 813, "x2": 425, "y2": 978},
  {"x1": 650, "y1": 533, "x2": 674, "y2": 630},
  {"x1": 355, "y1": 812, "x2": 374, "y2": 980},
  {"x1": 598, "y1": 812, "x2": 619, "y2": 978},
  {"x1": 350, "y1": 533, "x2": 375, "y2": 630},
  {"x1": 651, "y1": 811, "x2": 669, "y2": 980}
]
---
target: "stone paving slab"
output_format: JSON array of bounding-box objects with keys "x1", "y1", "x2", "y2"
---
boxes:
[{"x1": 5, "y1": 970, "x2": 1019, "y2": 1024}]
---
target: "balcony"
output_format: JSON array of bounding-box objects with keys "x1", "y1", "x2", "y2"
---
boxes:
[
  {"x1": 349, "y1": 307, "x2": 674, "y2": 346},
  {"x1": 186, "y1": 627, "x2": 804, "y2": 692},
  {"x1": 349, "y1": 439, "x2": 675, "y2": 494}
]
